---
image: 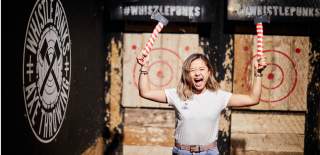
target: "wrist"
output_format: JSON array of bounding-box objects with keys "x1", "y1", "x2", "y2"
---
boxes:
[
  {"x1": 140, "y1": 66, "x2": 149, "y2": 74},
  {"x1": 254, "y1": 72, "x2": 263, "y2": 77}
]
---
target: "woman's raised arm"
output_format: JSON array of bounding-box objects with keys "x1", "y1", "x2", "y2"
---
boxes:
[
  {"x1": 137, "y1": 56, "x2": 167, "y2": 103},
  {"x1": 228, "y1": 56, "x2": 266, "y2": 107}
]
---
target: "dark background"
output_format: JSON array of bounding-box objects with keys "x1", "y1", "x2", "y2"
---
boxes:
[{"x1": 2, "y1": 0, "x2": 106, "y2": 154}]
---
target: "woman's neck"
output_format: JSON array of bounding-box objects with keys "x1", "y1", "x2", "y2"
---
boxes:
[{"x1": 192, "y1": 87, "x2": 207, "y2": 94}]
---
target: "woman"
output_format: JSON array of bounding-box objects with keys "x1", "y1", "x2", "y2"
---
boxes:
[{"x1": 137, "y1": 53, "x2": 265, "y2": 155}]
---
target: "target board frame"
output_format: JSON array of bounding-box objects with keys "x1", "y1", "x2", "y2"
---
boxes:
[{"x1": 233, "y1": 35, "x2": 309, "y2": 111}]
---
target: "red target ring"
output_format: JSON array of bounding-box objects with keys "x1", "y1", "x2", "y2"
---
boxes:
[
  {"x1": 147, "y1": 60, "x2": 174, "y2": 87},
  {"x1": 243, "y1": 50, "x2": 298, "y2": 103},
  {"x1": 132, "y1": 48, "x2": 182, "y2": 88},
  {"x1": 261, "y1": 63, "x2": 284, "y2": 90}
]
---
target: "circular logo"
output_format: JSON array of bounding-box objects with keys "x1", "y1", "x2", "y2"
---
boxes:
[{"x1": 23, "y1": 0, "x2": 71, "y2": 143}]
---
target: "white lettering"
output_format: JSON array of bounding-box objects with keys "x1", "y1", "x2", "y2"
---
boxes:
[
  {"x1": 32, "y1": 102, "x2": 40, "y2": 126},
  {"x1": 194, "y1": 6, "x2": 200, "y2": 17},
  {"x1": 60, "y1": 78, "x2": 70, "y2": 111},
  {"x1": 27, "y1": 94, "x2": 39, "y2": 116},
  {"x1": 52, "y1": 108, "x2": 57, "y2": 132},
  {"x1": 25, "y1": 82, "x2": 36, "y2": 101},
  {"x1": 315, "y1": 8, "x2": 320, "y2": 17},
  {"x1": 302, "y1": 7, "x2": 308, "y2": 16},
  {"x1": 138, "y1": 6, "x2": 146, "y2": 16},
  {"x1": 48, "y1": 112, "x2": 53, "y2": 137},
  {"x1": 296, "y1": 7, "x2": 302, "y2": 16},
  {"x1": 267, "y1": 6, "x2": 273, "y2": 16},
  {"x1": 130, "y1": 6, "x2": 138, "y2": 15},
  {"x1": 43, "y1": 109, "x2": 48, "y2": 138},
  {"x1": 54, "y1": 3, "x2": 63, "y2": 30},
  {"x1": 38, "y1": 108, "x2": 44, "y2": 135},
  {"x1": 188, "y1": 6, "x2": 194, "y2": 17},
  {"x1": 39, "y1": 104, "x2": 61, "y2": 136},
  {"x1": 279, "y1": 6, "x2": 285, "y2": 16},
  {"x1": 148, "y1": 6, "x2": 153, "y2": 15},
  {"x1": 60, "y1": 19, "x2": 68, "y2": 43},
  {"x1": 285, "y1": 7, "x2": 290, "y2": 16},
  {"x1": 182, "y1": 6, "x2": 188, "y2": 17},
  {"x1": 164, "y1": 6, "x2": 170, "y2": 16},
  {"x1": 250, "y1": 6, "x2": 257, "y2": 16},
  {"x1": 290, "y1": 7, "x2": 296, "y2": 16},
  {"x1": 176, "y1": 6, "x2": 181, "y2": 16},
  {"x1": 48, "y1": 0, "x2": 54, "y2": 23},
  {"x1": 257, "y1": 6, "x2": 262, "y2": 16},
  {"x1": 37, "y1": 3, "x2": 45, "y2": 29},
  {"x1": 273, "y1": 6, "x2": 279, "y2": 16},
  {"x1": 55, "y1": 99, "x2": 63, "y2": 124},
  {"x1": 123, "y1": 6, "x2": 130, "y2": 16},
  {"x1": 26, "y1": 19, "x2": 40, "y2": 54},
  {"x1": 170, "y1": 6, "x2": 175, "y2": 16},
  {"x1": 308, "y1": 8, "x2": 314, "y2": 17}
]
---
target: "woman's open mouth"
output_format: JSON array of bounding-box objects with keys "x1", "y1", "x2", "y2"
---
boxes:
[{"x1": 194, "y1": 78, "x2": 204, "y2": 88}]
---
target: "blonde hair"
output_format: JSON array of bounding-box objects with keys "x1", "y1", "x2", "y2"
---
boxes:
[{"x1": 177, "y1": 53, "x2": 220, "y2": 101}]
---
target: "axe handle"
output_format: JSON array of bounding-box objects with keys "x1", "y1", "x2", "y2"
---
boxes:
[
  {"x1": 137, "y1": 22, "x2": 164, "y2": 63},
  {"x1": 256, "y1": 22, "x2": 264, "y2": 57},
  {"x1": 255, "y1": 22, "x2": 267, "y2": 67}
]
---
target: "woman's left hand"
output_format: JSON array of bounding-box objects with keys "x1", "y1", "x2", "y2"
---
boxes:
[{"x1": 254, "y1": 55, "x2": 267, "y2": 74}]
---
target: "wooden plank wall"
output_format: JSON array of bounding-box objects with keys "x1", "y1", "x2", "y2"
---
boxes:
[
  {"x1": 231, "y1": 111, "x2": 305, "y2": 155},
  {"x1": 231, "y1": 35, "x2": 309, "y2": 155},
  {"x1": 123, "y1": 108, "x2": 175, "y2": 147}
]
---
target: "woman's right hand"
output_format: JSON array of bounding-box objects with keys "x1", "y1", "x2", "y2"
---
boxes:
[{"x1": 136, "y1": 50, "x2": 150, "y2": 66}]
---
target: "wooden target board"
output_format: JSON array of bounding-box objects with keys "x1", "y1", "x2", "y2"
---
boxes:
[
  {"x1": 233, "y1": 35, "x2": 309, "y2": 111},
  {"x1": 122, "y1": 33, "x2": 202, "y2": 108}
]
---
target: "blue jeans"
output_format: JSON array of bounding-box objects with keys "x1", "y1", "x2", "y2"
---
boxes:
[{"x1": 172, "y1": 146, "x2": 219, "y2": 155}]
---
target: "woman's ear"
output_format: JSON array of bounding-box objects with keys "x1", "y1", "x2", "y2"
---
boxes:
[{"x1": 208, "y1": 69, "x2": 212, "y2": 75}]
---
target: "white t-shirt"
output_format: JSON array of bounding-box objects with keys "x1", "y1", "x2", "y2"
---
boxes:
[{"x1": 165, "y1": 88, "x2": 232, "y2": 145}]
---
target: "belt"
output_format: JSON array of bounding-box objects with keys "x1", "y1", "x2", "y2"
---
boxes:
[{"x1": 175, "y1": 141, "x2": 217, "y2": 153}]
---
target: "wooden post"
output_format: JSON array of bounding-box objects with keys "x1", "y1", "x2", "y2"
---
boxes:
[
  {"x1": 105, "y1": 34, "x2": 124, "y2": 155},
  {"x1": 206, "y1": 0, "x2": 234, "y2": 153},
  {"x1": 304, "y1": 36, "x2": 320, "y2": 155}
]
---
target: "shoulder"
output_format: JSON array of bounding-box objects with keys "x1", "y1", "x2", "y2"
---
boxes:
[
  {"x1": 164, "y1": 88, "x2": 179, "y2": 99},
  {"x1": 217, "y1": 89, "x2": 231, "y2": 94},
  {"x1": 164, "y1": 88, "x2": 177, "y2": 93},
  {"x1": 208, "y1": 89, "x2": 232, "y2": 97},
  {"x1": 164, "y1": 88, "x2": 181, "y2": 106}
]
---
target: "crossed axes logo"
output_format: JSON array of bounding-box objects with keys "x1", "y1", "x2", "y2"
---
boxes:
[
  {"x1": 38, "y1": 29, "x2": 62, "y2": 108},
  {"x1": 37, "y1": 28, "x2": 63, "y2": 107}
]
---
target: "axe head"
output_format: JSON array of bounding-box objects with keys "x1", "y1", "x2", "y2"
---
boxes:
[
  {"x1": 151, "y1": 9, "x2": 169, "y2": 26},
  {"x1": 254, "y1": 15, "x2": 270, "y2": 24}
]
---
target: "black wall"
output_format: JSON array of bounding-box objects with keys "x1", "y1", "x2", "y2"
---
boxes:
[{"x1": 2, "y1": 0, "x2": 106, "y2": 154}]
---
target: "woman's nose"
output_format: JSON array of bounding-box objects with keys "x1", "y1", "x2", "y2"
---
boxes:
[{"x1": 195, "y1": 69, "x2": 201, "y2": 75}]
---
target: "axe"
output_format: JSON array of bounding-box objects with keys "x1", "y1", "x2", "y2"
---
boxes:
[
  {"x1": 254, "y1": 16, "x2": 270, "y2": 67},
  {"x1": 137, "y1": 9, "x2": 169, "y2": 64}
]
